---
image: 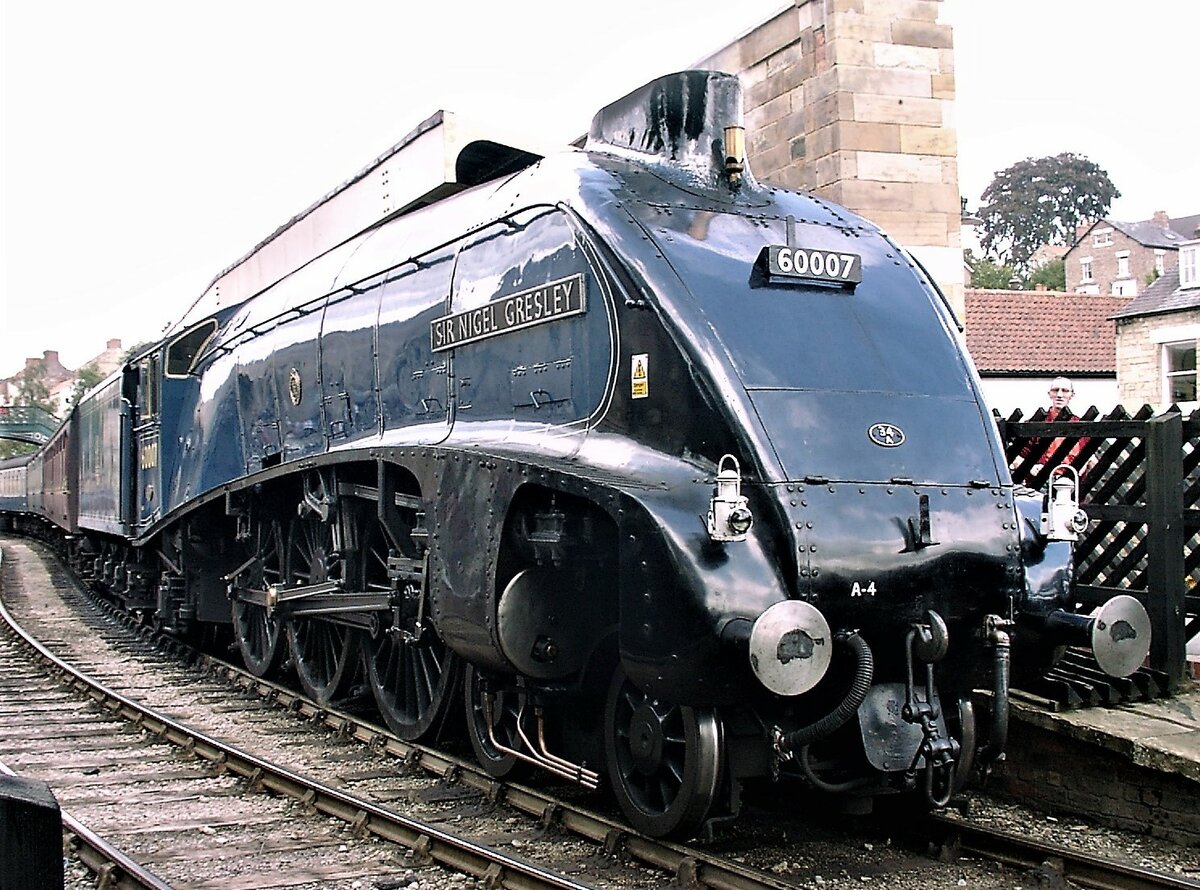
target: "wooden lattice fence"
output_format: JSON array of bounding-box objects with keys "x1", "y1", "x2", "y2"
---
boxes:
[{"x1": 997, "y1": 405, "x2": 1198, "y2": 694}]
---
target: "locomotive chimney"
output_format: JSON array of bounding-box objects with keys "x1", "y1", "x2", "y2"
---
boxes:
[{"x1": 585, "y1": 70, "x2": 755, "y2": 193}]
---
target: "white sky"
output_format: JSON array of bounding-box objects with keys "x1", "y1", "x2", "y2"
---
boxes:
[{"x1": 2, "y1": 0, "x2": 1198, "y2": 378}]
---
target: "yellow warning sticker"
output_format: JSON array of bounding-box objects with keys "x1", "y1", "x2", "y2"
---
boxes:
[{"x1": 631, "y1": 353, "x2": 649, "y2": 399}]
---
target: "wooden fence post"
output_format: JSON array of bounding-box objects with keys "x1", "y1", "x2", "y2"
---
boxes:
[{"x1": 1145, "y1": 412, "x2": 1186, "y2": 690}]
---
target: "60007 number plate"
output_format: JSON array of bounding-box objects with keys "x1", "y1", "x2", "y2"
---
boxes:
[{"x1": 760, "y1": 246, "x2": 862, "y2": 286}]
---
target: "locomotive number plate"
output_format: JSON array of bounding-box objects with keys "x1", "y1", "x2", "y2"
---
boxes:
[{"x1": 760, "y1": 246, "x2": 862, "y2": 285}]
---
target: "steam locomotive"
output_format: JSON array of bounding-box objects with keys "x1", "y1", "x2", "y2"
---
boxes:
[{"x1": 1, "y1": 71, "x2": 1150, "y2": 838}]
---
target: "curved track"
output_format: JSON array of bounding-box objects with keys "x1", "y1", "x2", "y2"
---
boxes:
[{"x1": 2, "y1": 536, "x2": 1195, "y2": 890}]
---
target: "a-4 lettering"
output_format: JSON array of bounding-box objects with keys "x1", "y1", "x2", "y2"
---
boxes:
[{"x1": 850, "y1": 581, "x2": 877, "y2": 597}]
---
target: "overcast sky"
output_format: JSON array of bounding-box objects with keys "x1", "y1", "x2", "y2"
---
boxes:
[{"x1": 3, "y1": 0, "x2": 1197, "y2": 378}]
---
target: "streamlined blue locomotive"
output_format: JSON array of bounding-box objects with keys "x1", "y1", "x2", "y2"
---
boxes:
[{"x1": 4, "y1": 71, "x2": 1149, "y2": 838}]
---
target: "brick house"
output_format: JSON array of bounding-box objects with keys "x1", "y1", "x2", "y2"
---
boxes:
[
  {"x1": 1112, "y1": 234, "x2": 1200, "y2": 410},
  {"x1": 964, "y1": 288, "x2": 1125, "y2": 415},
  {"x1": 1065, "y1": 211, "x2": 1200, "y2": 297}
]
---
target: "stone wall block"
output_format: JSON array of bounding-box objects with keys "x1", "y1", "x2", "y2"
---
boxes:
[
  {"x1": 789, "y1": 134, "x2": 807, "y2": 161},
  {"x1": 937, "y1": 46, "x2": 955, "y2": 74},
  {"x1": 740, "y1": 9, "x2": 804, "y2": 67},
  {"x1": 862, "y1": 0, "x2": 940, "y2": 21},
  {"x1": 754, "y1": 142, "x2": 795, "y2": 179},
  {"x1": 863, "y1": 209, "x2": 958, "y2": 243},
  {"x1": 856, "y1": 149, "x2": 942, "y2": 183},
  {"x1": 827, "y1": 11, "x2": 894, "y2": 43},
  {"x1": 838, "y1": 66, "x2": 933, "y2": 99},
  {"x1": 758, "y1": 91, "x2": 795, "y2": 127},
  {"x1": 853, "y1": 93, "x2": 943, "y2": 125},
  {"x1": 890, "y1": 19, "x2": 954, "y2": 48},
  {"x1": 766, "y1": 42, "x2": 805, "y2": 75},
  {"x1": 874, "y1": 43, "x2": 941, "y2": 72},
  {"x1": 764, "y1": 60, "x2": 812, "y2": 98},
  {"x1": 827, "y1": 38, "x2": 876, "y2": 68},
  {"x1": 807, "y1": 92, "x2": 855, "y2": 132},
  {"x1": 836, "y1": 121, "x2": 903, "y2": 154},
  {"x1": 931, "y1": 71, "x2": 955, "y2": 99},
  {"x1": 899, "y1": 124, "x2": 957, "y2": 156},
  {"x1": 802, "y1": 69, "x2": 841, "y2": 104}
]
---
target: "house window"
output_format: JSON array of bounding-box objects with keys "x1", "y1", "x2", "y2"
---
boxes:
[
  {"x1": 1182, "y1": 245, "x2": 1198, "y2": 289},
  {"x1": 1155, "y1": 249, "x2": 1166, "y2": 276},
  {"x1": 1164, "y1": 341, "x2": 1197, "y2": 403},
  {"x1": 1093, "y1": 229, "x2": 1113, "y2": 247},
  {"x1": 1112, "y1": 279, "x2": 1137, "y2": 296},
  {"x1": 1079, "y1": 257, "x2": 1093, "y2": 281},
  {"x1": 1116, "y1": 251, "x2": 1130, "y2": 278}
]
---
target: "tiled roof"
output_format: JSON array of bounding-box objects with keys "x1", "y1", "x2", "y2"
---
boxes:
[
  {"x1": 1111, "y1": 269, "x2": 1200, "y2": 319},
  {"x1": 964, "y1": 289, "x2": 1125, "y2": 374},
  {"x1": 1109, "y1": 219, "x2": 1189, "y2": 249},
  {"x1": 1170, "y1": 214, "x2": 1200, "y2": 241}
]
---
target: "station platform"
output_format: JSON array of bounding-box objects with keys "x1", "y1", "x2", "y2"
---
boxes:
[{"x1": 990, "y1": 678, "x2": 1200, "y2": 846}]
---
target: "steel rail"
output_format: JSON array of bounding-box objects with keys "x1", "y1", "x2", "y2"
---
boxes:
[
  {"x1": 200, "y1": 658, "x2": 797, "y2": 890},
  {"x1": 81, "y1": 591, "x2": 796, "y2": 890},
  {"x1": 0, "y1": 759, "x2": 173, "y2": 890},
  {"x1": 0, "y1": 591, "x2": 596, "y2": 890},
  {"x1": 932, "y1": 813, "x2": 1200, "y2": 890}
]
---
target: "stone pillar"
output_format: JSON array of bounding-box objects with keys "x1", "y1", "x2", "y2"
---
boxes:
[{"x1": 697, "y1": 0, "x2": 962, "y2": 317}]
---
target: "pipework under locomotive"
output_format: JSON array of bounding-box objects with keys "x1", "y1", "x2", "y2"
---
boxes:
[{"x1": 3, "y1": 71, "x2": 1151, "y2": 839}]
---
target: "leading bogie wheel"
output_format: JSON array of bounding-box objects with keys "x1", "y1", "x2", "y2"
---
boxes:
[
  {"x1": 464, "y1": 664, "x2": 530, "y2": 780},
  {"x1": 604, "y1": 663, "x2": 723, "y2": 839}
]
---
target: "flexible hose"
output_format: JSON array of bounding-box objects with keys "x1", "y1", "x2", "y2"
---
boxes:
[
  {"x1": 778, "y1": 631, "x2": 874, "y2": 753},
  {"x1": 978, "y1": 629, "x2": 1011, "y2": 762}
]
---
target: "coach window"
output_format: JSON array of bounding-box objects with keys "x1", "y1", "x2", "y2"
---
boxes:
[{"x1": 166, "y1": 319, "x2": 219, "y2": 377}]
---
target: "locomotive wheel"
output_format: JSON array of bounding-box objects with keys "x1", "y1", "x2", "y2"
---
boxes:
[
  {"x1": 464, "y1": 664, "x2": 529, "y2": 780},
  {"x1": 231, "y1": 520, "x2": 287, "y2": 678},
  {"x1": 365, "y1": 630, "x2": 460, "y2": 740},
  {"x1": 285, "y1": 514, "x2": 359, "y2": 706},
  {"x1": 604, "y1": 664, "x2": 723, "y2": 839},
  {"x1": 359, "y1": 518, "x2": 461, "y2": 741}
]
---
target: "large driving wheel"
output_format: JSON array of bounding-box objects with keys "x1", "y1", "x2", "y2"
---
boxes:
[
  {"x1": 360, "y1": 517, "x2": 460, "y2": 740},
  {"x1": 464, "y1": 664, "x2": 529, "y2": 780},
  {"x1": 285, "y1": 513, "x2": 359, "y2": 706},
  {"x1": 231, "y1": 519, "x2": 287, "y2": 677},
  {"x1": 604, "y1": 663, "x2": 723, "y2": 839}
]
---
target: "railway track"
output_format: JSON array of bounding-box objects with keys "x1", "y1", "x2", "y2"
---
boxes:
[
  {"x1": 2, "y1": 535, "x2": 1196, "y2": 890},
  {"x1": 930, "y1": 814, "x2": 1200, "y2": 890}
]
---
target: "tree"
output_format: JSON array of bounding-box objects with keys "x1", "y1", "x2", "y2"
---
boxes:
[
  {"x1": 967, "y1": 251, "x2": 1020, "y2": 289},
  {"x1": 69, "y1": 363, "x2": 106, "y2": 407},
  {"x1": 979, "y1": 153, "x2": 1120, "y2": 271},
  {"x1": 1, "y1": 361, "x2": 55, "y2": 458},
  {"x1": 13, "y1": 360, "x2": 56, "y2": 416},
  {"x1": 0, "y1": 439, "x2": 37, "y2": 460},
  {"x1": 1029, "y1": 257, "x2": 1066, "y2": 291}
]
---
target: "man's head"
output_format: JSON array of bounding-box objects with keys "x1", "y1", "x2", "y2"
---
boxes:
[{"x1": 1049, "y1": 377, "x2": 1074, "y2": 410}]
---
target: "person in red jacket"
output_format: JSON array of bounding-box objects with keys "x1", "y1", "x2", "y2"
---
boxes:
[{"x1": 1020, "y1": 377, "x2": 1089, "y2": 485}]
